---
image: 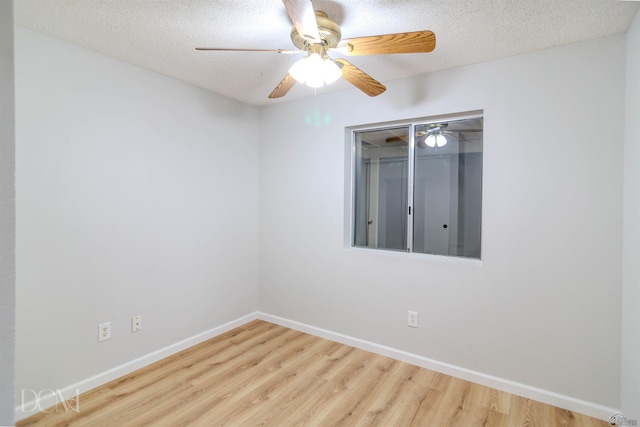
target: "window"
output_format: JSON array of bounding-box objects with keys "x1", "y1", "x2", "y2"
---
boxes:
[{"x1": 351, "y1": 113, "x2": 483, "y2": 259}]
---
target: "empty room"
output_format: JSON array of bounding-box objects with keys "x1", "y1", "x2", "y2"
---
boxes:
[{"x1": 1, "y1": 0, "x2": 640, "y2": 425}]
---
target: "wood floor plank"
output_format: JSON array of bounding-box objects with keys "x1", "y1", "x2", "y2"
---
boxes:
[
  {"x1": 258, "y1": 346, "x2": 365, "y2": 426},
  {"x1": 242, "y1": 346, "x2": 357, "y2": 425},
  {"x1": 124, "y1": 328, "x2": 321, "y2": 426},
  {"x1": 17, "y1": 320, "x2": 609, "y2": 427},
  {"x1": 185, "y1": 339, "x2": 329, "y2": 425},
  {"x1": 317, "y1": 356, "x2": 399, "y2": 426},
  {"x1": 91, "y1": 321, "x2": 288, "y2": 427}
]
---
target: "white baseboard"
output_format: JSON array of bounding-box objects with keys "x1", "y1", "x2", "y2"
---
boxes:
[
  {"x1": 14, "y1": 312, "x2": 258, "y2": 423},
  {"x1": 15, "y1": 311, "x2": 620, "y2": 424},
  {"x1": 256, "y1": 312, "x2": 620, "y2": 422}
]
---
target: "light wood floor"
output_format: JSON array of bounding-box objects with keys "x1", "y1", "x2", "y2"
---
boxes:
[{"x1": 18, "y1": 320, "x2": 608, "y2": 426}]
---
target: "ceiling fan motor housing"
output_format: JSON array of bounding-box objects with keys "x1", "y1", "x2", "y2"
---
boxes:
[{"x1": 290, "y1": 11, "x2": 342, "y2": 49}]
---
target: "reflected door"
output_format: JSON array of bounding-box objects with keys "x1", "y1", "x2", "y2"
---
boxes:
[{"x1": 413, "y1": 155, "x2": 458, "y2": 255}]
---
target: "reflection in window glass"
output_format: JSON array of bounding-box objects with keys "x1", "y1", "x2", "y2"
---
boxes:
[
  {"x1": 413, "y1": 118, "x2": 483, "y2": 258},
  {"x1": 352, "y1": 115, "x2": 483, "y2": 259},
  {"x1": 353, "y1": 126, "x2": 409, "y2": 251}
]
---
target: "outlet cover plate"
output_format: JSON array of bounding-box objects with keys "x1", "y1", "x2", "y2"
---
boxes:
[
  {"x1": 132, "y1": 315, "x2": 142, "y2": 332},
  {"x1": 99, "y1": 322, "x2": 111, "y2": 342},
  {"x1": 408, "y1": 311, "x2": 418, "y2": 328}
]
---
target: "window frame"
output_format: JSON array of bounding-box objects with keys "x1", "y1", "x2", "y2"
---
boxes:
[{"x1": 346, "y1": 110, "x2": 484, "y2": 258}]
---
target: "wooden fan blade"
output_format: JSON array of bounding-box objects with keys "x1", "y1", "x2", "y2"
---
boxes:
[
  {"x1": 282, "y1": 0, "x2": 321, "y2": 43},
  {"x1": 195, "y1": 48, "x2": 298, "y2": 53},
  {"x1": 338, "y1": 30, "x2": 436, "y2": 56},
  {"x1": 335, "y1": 59, "x2": 386, "y2": 97},
  {"x1": 268, "y1": 73, "x2": 297, "y2": 99}
]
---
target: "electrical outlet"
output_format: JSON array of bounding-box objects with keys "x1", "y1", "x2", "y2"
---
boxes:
[
  {"x1": 132, "y1": 315, "x2": 142, "y2": 332},
  {"x1": 99, "y1": 322, "x2": 111, "y2": 342},
  {"x1": 408, "y1": 311, "x2": 418, "y2": 328}
]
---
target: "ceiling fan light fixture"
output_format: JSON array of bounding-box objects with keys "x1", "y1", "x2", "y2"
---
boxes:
[
  {"x1": 305, "y1": 72, "x2": 325, "y2": 88},
  {"x1": 289, "y1": 52, "x2": 342, "y2": 88},
  {"x1": 323, "y1": 58, "x2": 342, "y2": 84},
  {"x1": 305, "y1": 53, "x2": 325, "y2": 87},
  {"x1": 289, "y1": 56, "x2": 310, "y2": 83},
  {"x1": 425, "y1": 134, "x2": 436, "y2": 148},
  {"x1": 424, "y1": 133, "x2": 447, "y2": 148},
  {"x1": 198, "y1": 4, "x2": 436, "y2": 100}
]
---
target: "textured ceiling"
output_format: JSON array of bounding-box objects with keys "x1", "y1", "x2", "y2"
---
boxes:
[{"x1": 15, "y1": 0, "x2": 639, "y2": 106}]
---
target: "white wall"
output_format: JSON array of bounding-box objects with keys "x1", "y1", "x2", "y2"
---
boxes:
[
  {"x1": 259, "y1": 35, "x2": 625, "y2": 411},
  {"x1": 15, "y1": 26, "x2": 259, "y2": 414},
  {"x1": 0, "y1": 1, "x2": 16, "y2": 425},
  {"x1": 14, "y1": 19, "x2": 631, "y2": 422},
  {"x1": 622, "y1": 9, "x2": 640, "y2": 421}
]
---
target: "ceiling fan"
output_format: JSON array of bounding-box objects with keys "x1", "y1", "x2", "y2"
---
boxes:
[
  {"x1": 195, "y1": 0, "x2": 436, "y2": 99},
  {"x1": 384, "y1": 123, "x2": 483, "y2": 148}
]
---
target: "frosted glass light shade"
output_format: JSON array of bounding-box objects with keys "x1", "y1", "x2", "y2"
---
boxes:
[
  {"x1": 323, "y1": 59, "x2": 342, "y2": 84},
  {"x1": 425, "y1": 134, "x2": 436, "y2": 147},
  {"x1": 305, "y1": 54, "x2": 325, "y2": 87},
  {"x1": 289, "y1": 57, "x2": 309, "y2": 83},
  {"x1": 288, "y1": 53, "x2": 342, "y2": 88},
  {"x1": 425, "y1": 133, "x2": 447, "y2": 148}
]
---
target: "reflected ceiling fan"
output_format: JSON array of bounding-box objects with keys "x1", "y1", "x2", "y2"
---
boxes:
[
  {"x1": 196, "y1": 0, "x2": 436, "y2": 99},
  {"x1": 385, "y1": 123, "x2": 483, "y2": 148}
]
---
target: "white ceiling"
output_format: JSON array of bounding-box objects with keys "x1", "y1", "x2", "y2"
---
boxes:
[{"x1": 15, "y1": 0, "x2": 639, "y2": 106}]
